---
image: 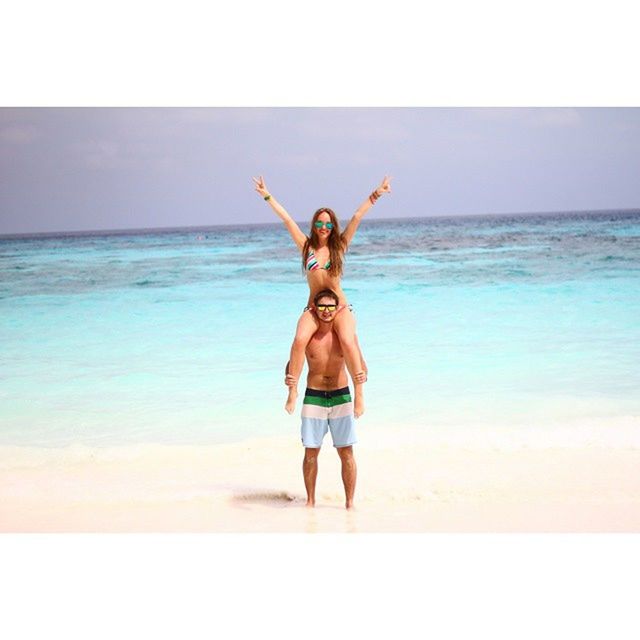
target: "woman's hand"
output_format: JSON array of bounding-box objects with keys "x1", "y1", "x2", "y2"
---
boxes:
[
  {"x1": 354, "y1": 371, "x2": 367, "y2": 384},
  {"x1": 376, "y1": 175, "x2": 392, "y2": 195},
  {"x1": 252, "y1": 175, "x2": 270, "y2": 198}
]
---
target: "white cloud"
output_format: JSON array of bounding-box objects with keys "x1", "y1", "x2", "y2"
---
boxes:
[
  {"x1": 0, "y1": 124, "x2": 39, "y2": 144},
  {"x1": 98, "y1": 108, "x2": 273, "y2": 149},
  {"x1": 275, "y1": 152, "x2": 321, "y2": 167},
  {"x1": 73, "y1": 139, "x2": 120, "y2": 169},
  {"x1": 71, "y1": 137, "x2": 178, "y2": 172},
  {"x1": 295, "y1": 109, "x2": 411, "y2": 143},
  {"x1": 529, "y1": 108, "x2": 582, "y2": 127},
  {"x1": 176, "y1": 108, "x2": 272, "y2": 125},
  {"x1": 471, "y1": 107, "x2": 582, "y2": 127}
]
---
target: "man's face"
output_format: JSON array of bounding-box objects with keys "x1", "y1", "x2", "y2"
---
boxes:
[{"x1": 315, "y1": 296, "x2": 338, "y2": 322}]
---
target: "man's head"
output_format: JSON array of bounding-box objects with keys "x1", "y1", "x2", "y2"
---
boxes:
[{"x1": 313, "y1": 288, "x2": 340, "y2": 323}]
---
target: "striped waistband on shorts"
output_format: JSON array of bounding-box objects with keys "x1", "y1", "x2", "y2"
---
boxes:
[{"x1": 303, "y1": 387, "x2": 351, "y2": 407}]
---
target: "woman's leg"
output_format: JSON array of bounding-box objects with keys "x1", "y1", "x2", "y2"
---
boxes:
[
  {"x1": 355, "y1": 333, "x2": 368, "y2": 381},
  {"x1": 285, "y1": 310, "x2": 319, "y2": 414},
  {"x1": 333, "y1": 310, "x2": 366, "y2": 418}
]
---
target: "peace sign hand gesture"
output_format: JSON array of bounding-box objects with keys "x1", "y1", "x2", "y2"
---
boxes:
[
  {"x1": 377, "y1": 175, "x2": 392, "y2": 195},
  {"x1": 252, "y1": 175, "x2": 270, "y2": 198}
]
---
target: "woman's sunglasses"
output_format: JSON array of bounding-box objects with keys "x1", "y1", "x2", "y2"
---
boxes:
[{"x1": 314, "y1": 221, "x2": 334, "y2": 230}]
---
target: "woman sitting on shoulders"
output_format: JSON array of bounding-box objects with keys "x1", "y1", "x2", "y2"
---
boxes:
[{"x1": 253, "y1": 175, "x2": 392, "y2": 417}]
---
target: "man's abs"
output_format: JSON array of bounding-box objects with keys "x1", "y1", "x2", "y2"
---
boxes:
[{"x1": 306, "y1": 370, "x2": 349, "y2": 391}]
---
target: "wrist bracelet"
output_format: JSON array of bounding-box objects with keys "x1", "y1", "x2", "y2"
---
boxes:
[
  {"x1": 264, "y1": 194, "x2": 271, "y2": 201},
  {"x1": 369, "y1": 190, "x2": 380, "y2": 205}
]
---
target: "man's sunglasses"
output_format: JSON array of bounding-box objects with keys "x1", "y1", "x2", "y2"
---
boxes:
[
  {"x1": 314, "y1": 221, "x2": 334, "y2": 230},
  {"x1": 316, "y1": 304, "x2": 337, "y2": 312}
]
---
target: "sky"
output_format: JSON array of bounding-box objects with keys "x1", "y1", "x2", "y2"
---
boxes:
[{"x1": 1, "y1": 107, "x2": 640, "y2": 235}]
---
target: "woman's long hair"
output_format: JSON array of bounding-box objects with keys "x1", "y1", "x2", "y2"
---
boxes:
[{"x1": 301, "y1": 207, "x2": 346, "y2": 277}]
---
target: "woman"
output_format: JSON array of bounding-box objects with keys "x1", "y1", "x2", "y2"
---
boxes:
[{"x1": 253, "y1": 175, "x2": 392, "y2": 417}]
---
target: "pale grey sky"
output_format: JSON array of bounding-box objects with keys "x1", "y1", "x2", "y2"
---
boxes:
[{"x1": 1, "y1": 108, "x2": 639, "y2": 235}]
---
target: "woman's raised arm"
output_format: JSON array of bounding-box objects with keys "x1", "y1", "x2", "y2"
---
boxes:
[
  {"x1": 253, "y1": 175, "x2": 307, "y2": 250},
  {"x1": 341, "y1": 176, "x2": 392, "y2": 247}
]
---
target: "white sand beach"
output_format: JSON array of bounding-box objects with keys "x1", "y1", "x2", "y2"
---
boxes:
[{"x1": 2, "y1": 420, "x2": 640, "y2": 533}]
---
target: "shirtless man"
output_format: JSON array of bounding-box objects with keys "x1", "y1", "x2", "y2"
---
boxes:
[{"x1": 285, "y1": 288, "x2": 365, "y2": 510}]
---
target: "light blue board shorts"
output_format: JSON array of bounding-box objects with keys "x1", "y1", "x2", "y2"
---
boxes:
[{"x1": 300, "y1": 386, "x2": 357, "y2": 448}]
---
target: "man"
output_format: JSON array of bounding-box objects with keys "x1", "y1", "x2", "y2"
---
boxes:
[{"x1": 285, "y1": 288, "x2": 366, "y2": 510}]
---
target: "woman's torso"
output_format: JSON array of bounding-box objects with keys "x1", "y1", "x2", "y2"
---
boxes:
[{"x1": 304, "y1": 246, "x2": 347, "y2": 304}]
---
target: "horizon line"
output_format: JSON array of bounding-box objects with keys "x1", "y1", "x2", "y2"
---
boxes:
[{"x1": 1, "y1": 207, "x2": 639, "y2": 240}]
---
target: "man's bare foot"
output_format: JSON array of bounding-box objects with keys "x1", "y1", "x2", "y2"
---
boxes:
[
  {"x1": 306, "y1": 499, "x2": 315, "y2": 508},
  {"x1": 285, "y1": 388, "x2": 298, "y2": 414},
  {"x1": 346, "y1": 501, "x2": 355, "y2": 510},
  {"x1": 354, "y1": 396, "x2": 364, "y2": 418}
]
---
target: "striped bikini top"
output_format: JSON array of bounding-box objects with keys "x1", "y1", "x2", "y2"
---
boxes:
[{"x1": 306, "y1": 249, "x2": 331, "y2": 271}]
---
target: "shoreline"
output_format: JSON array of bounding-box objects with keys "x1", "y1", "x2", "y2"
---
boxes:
[{"x1": 2, "y1": 425, "x2": 640, "y2": 533}]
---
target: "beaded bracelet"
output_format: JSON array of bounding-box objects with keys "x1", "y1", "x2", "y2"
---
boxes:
[{"x1": 368, "y1": 190, "x2": 380, "y2": 205}]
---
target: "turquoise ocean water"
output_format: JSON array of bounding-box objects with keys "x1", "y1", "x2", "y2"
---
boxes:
[{"x1": 1, "y1": 211, "x2": 639, "y2": 446}]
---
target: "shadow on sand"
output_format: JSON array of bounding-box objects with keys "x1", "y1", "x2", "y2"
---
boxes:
[{"x1": 230, "y1": 491, "x2": 299, "y2": 507}]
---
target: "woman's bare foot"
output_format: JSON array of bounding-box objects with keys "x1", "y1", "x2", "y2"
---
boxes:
[
  {"x1": 285, "y1": 388, "x2": 298, "y2": 414},
  {"x1": 354, "y1": 396, "x2": 364, "y2": 418},
  {"x1": 305, "y1": 499, "x2": 315, "y2": 508}
]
